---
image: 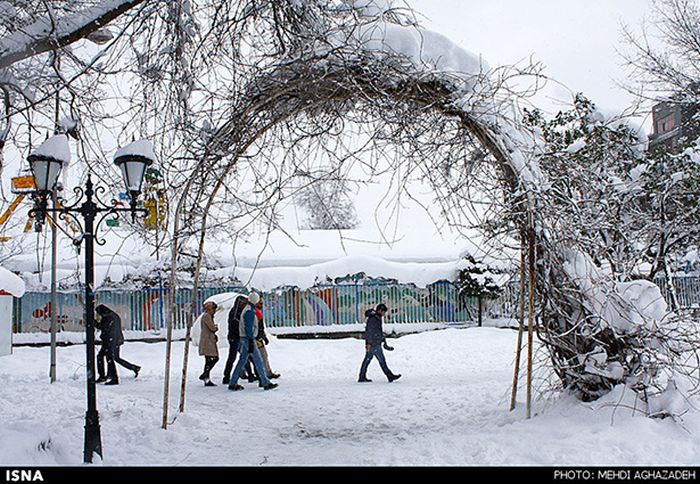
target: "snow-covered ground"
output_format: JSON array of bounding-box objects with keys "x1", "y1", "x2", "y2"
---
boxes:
[{"x1": 1, "y1": 326, "x2": 699, "y2": 466}]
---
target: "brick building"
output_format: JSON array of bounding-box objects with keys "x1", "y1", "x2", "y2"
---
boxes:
[{"x1": 648, "y1": 93, "x2": 700, "y2": 153}]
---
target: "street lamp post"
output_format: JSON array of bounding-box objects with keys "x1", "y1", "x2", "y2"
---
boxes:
[{"x1": 28, "y1": 135, "x2": 154, "y2": 463}]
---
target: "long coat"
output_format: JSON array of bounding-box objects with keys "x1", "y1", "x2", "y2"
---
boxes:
[
  {"x1": 98, "y1": 309, "x2": 124, "y2": 350},
  {"x1": 198, "y1": 312, "x2": 219, "y2": 357}
]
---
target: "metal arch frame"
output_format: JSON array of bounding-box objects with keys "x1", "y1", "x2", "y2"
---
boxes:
[{"x1": 28, "y1": 173, "x2": 146, "y2": 464}]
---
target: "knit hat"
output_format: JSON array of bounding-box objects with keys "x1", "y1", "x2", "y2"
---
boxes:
[{"x1": 248, "y1": 292, "x2": 260, "y2": 305}]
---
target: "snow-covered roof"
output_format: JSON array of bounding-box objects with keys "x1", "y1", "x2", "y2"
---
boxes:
[{"x1": 0, "y1": 267, "x2": 25, "y2": 297}]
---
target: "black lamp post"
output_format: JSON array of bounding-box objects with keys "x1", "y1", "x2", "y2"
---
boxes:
[{"x1": 28, "y1": 135, "x2": 154, "y2": 463}]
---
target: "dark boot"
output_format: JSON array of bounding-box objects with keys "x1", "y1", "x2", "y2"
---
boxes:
[
  {"x1": 263, "y1": 383, "x2": 278, "y2": 390},
  {"x1": 222, "y1": 376, "x2": 230, "y2": 385},
  {"x1": 95, "y1": 375, "x2": 108, "y2": 384},
  {"x1": 204, "y1": 379, "x2": 217, "y2": 387},
  {"x1": 388, "y1": 373, "x2": 401, "y2": 383},
  {"x1": 358, "y1": 377, "x2": 372, "y2": 383},
  {"x1": 105, "y1": 378, "x2": 119, "y2": 385},
  {"x1": 133, "y1": 366, "x2": 141, "y2": 378},
  {"x1": 229, "y1": 384, "x2": 244, "y2": 391}
]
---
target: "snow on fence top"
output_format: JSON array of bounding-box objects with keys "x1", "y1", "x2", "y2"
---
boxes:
[
  {"x1": 0, "y1": 267, "x2": 25, "y2": 297},
  {"x1": 207, "y1": 255, "x2": 471, "y2": 291}
]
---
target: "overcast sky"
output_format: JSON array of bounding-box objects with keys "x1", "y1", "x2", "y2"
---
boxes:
[{"x1": 406, "y1": 0, "x2": 654, "y2": 120}]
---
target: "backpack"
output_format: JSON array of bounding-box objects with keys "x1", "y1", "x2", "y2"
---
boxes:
[{"x1": 190, "y1": 314, "x2": 203, "y2": 347}]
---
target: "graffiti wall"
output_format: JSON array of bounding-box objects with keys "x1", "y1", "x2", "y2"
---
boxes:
[
  {"x1": 13, "y1": 282, "x2": 524, "y2": 333},
  {"x1": 262, "y1": 282, "x2": 482, "y2": 327}
]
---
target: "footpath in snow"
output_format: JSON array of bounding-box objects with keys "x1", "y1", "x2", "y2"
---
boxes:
[{"x1": 1, "y1": 327, "x2": 699, "y2": 466}]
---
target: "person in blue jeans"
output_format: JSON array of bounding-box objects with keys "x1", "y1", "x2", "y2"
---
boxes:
[
  {"x1": 222, "y1": 295, "x2": 246, "y2": 385},
  {"x1": 228, "y1": 291, "x2": 279, "y2": 391},
  {"x1": 358, "y1": 303, "x2": 401, "y2": 383}
]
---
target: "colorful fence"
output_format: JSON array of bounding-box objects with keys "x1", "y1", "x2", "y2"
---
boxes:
[
  {"x1": 12, "y1": 276, "x2": 699, "y2": 333},
  {"x1": 12, "y1": 281, "x2": 523, "y2": 333}
]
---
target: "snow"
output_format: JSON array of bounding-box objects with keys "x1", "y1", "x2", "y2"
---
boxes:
[
  {"x1": 614, "y1": 279, "x2": 668, "y2": 327},
  {"x1": 2, "y1": 327, "x2": 699, "y2": 466},
  {"x1": 565, "y1": 139, "x2": 586, "y2": 153},
  {"x1": 0, "y1": 0, "x2": 138, "y2": 62},
  {"x1": 354, "y1": 21, "x2": 489, "y2": 80},
  {"x1": 563, "y1": 250, "x2": 671, "y2": 333},
  {"x1": 326, "y1": 10, "x2": 548, "y2": 192},
  {"x1": 0, "y1": 1, "x2": 16, "y2": 18},
  {"x1": 113, "y1": 139, "x2": 156, "y2": 162},
  {"x1": 0, "y1": 266, "x2": 25, "y2": 297},
  {"x1": 207, "y1": 255, "x2": 469, "y2": 291},
  {"x1": 29, "y1": 134, "x2": 70, "y2": 164},
  {"x1": 350, "y1": 0, "x2": 396, "y2": 18},
  {"x1": 683, "y1": 139, "x2": 700, "y2": 165}
]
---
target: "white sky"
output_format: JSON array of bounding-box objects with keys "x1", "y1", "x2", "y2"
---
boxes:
[{"x1": 406, "y1": 0, "x2": 654, "y2": 121}]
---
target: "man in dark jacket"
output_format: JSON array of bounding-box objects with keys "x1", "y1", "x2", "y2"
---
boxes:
[
  {"x1": 222, "y1": 295, "x2": 247, "y2": 385},
  {"x1": 95, "y1": 304, "x2": 140, "y2": 385},
  {"x1": 358, "y1": 303, "x2": 401, "y2": 383}
]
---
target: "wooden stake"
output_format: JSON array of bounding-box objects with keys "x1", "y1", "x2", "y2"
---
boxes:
[
  {"x1": 180, "y1": 302, "x2": 197, "y2": 413},
  {"x1": 509, "y1": 235, "x2": 527, "y2": 411},
  {"x1": 526, "y1": 225, "x2": 536, "y2": 419},
  {"x1": 178, "y1": 317, "x2": 193, "y2": 413},
  {"x1": 162, "y1": 237, "x2": 178, "y2": 429}
]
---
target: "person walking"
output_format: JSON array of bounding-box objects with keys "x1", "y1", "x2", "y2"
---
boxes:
[
  {"x1": 228, "y1": 292, "x2": 278, "y2": 391},
  {"x1": 358, "y1": 303, "x2": 401, "y2": 383},
  {"x1": 222, "y1": 295, "x2": 247, "y2": 385},
  {"x1": 95, "y1": 304, "x2": 140, "y2": 385},
  {"x1": 198, "y1": 300, "x2": 220, "y2": 387},
  {"x1": 254, "y1": 298, "x2": 280, "y2": 380}
]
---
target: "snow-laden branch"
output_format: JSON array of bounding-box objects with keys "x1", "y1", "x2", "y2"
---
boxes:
[{"x1": 0, "y1": 0, "x2": 148, "y2": 70}]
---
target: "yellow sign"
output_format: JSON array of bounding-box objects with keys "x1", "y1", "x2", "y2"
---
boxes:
[{"x1": 11, "y1": 176, "x2": 36, "y2": 194}]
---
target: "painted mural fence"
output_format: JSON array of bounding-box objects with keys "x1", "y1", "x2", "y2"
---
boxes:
[
  {"x1": 12, "y1": 276, "x2": 699, "y2": 334},
  {"x1": 12, "y1": 281, "x2": 522, "y2": 333}
]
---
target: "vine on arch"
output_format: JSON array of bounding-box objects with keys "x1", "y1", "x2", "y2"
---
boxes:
[{"x1": 165, "y1": 0, "x2": 698, "y2": 409}]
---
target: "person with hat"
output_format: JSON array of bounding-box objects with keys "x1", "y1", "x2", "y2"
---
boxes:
[
  {"x1": 198, "y1": 300, "x2": 220, "y2": 387},
  {"x1": 358, "y1": 303, "x2": 401, "y2": 383},
  {"x1": 228, "y1": 292, "x2": 279, "y2": 391}
]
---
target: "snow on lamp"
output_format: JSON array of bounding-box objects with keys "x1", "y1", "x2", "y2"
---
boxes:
[
  {"x1": 27, "y1": 134, "x2": 70, "y2": 193},
  {"x1": 113, "y1": 140, "x2": 155, "y2": 213}
]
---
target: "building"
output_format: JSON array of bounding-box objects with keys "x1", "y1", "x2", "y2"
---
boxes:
[{"x1": 648, "y1": 92, "x2": 700, "y2": 153}]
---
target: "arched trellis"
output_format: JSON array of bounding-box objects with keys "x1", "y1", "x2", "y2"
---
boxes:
[{"x1": 161, "y1": 28, "x2": 692, "y2": 426}]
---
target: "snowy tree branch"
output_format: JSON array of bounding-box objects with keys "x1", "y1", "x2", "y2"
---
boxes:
[{"x1": 0, "y1": 0, "x2": 148, "y2": 70}]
